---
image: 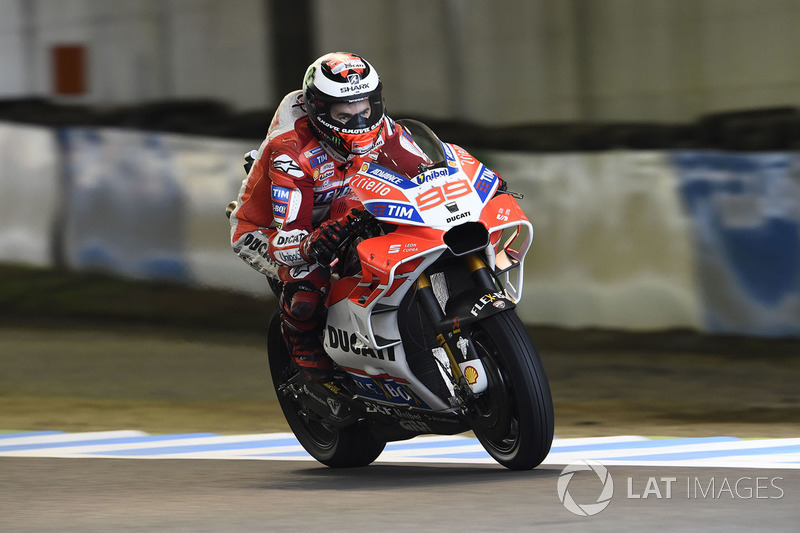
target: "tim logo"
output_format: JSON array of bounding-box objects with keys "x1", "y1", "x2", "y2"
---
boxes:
[
  {"x1": 473, "y1": 167, "x2": 497, "y2": 201},
  {"x1": 272, "y1": 186, "x2": 291, "y2": 201},
  {"x1": 368, "y1": 202, "x2": 423, "y2": 222},
  {"x1": 310, "y1": 154, "x2": 329, "y2": 168}
]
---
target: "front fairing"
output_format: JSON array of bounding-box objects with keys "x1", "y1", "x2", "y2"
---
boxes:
[{"x1": 351, "y1": 133, "x2": 500, "y2": 229}]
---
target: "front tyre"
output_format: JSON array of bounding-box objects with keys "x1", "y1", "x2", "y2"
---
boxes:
[
  {"x1": 267, "y1": 310, "x2": 386, "y2": 467},
  {"x1": 469, "y1": 310, "x2": 554, "y2": 470}
]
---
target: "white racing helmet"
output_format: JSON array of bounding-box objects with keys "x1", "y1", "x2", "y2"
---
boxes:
[{"x1": 302, "y1": 52, "x2": 385, "y2": 159}]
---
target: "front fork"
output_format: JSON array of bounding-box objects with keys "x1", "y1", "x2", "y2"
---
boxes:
[{"x1": 415, "y1": 253, "x2": 497, "y2": 406}]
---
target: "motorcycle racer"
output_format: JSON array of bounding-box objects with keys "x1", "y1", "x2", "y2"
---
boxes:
[{"x1": 229, "y1": 52, "x2": 428, "y2": 381}]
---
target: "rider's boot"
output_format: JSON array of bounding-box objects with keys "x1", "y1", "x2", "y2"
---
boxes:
[{"x1": 280, "y1": 274, "x2": 333, "y2": 383}]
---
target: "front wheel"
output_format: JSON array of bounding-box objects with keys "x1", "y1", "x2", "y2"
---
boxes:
[
  {"x1": 267, "y1": 310, "x2": 386, "y2": 468},
  {"x1": 468, "y1": 310, "x2": 554, "y2": 470}
]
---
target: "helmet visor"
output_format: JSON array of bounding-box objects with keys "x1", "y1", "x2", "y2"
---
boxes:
[{"x1": 316, "y1": 92, "x2": 384, "y2": 134}]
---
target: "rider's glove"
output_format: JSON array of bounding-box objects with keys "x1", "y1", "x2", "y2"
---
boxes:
[
  {"x1": 300, "y1": 209, "x2": 378, "y2": 266},
  {"x1": 349, "y1": 208, "x2": 380, "y2": 237},
  {"x1": 300, "y1": 219, "x2": 344, "y2": 266}
]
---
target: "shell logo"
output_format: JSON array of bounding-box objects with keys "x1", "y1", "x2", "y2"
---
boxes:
[{"x1": 464, "y1": 365, "x2": 479, "y2": 385}]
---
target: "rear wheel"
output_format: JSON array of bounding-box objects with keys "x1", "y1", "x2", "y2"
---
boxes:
[
  {"x1": 267, "y1": 310, "x2": 386, "y2": 467},
  {"x1": 468, "y1": 310, "x2": 554, "y2": 470}
]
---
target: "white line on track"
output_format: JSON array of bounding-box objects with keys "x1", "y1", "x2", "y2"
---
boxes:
[{"x1": 1, "y1": 431, "x2": 799, "y2": 468}]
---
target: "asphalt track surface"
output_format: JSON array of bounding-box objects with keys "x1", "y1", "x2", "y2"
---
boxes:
[{"x1": 2, "y1": 457, "x2": 798, "y2": 532}]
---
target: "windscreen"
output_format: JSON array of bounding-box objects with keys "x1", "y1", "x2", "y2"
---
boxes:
[
  {"x1": 397, "y1": 119, "x2": 446, "y2": 164},
  {"x1": 373, "y1": 119, "x2": 443, "y2": 179}
]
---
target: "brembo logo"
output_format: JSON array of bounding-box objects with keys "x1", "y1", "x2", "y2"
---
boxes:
[{"x1": 327, "y1": 327, "x2": 396, "y2": 361}]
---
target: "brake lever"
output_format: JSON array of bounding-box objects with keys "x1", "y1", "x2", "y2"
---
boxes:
[
  {"x1": 325, "y1": 211, "x2": 371, "y2": 269},
  {"x1": 497, "y1": 189, "x2": 524, "y2": 199}
]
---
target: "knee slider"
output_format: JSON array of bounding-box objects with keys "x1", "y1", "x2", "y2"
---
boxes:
[
  {"x1": 281, "y1": 281, "x2": 325, "y2": 325},
  {"x1": 288, "y1": 290, "x2": 320, "y2": 322}
]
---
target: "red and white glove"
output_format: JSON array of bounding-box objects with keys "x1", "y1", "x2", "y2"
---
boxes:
[
  {"x1": 299, "y1": 209, "x2": 378, "y2": 266},
  {"x1": 300, "y1": 219, "x2": 346, "y2": 266}
]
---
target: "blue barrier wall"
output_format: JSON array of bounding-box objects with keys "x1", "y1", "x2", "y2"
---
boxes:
[
  {"x1": 673, "y1": 152, "x2": 800, "y2": 337},
  {"x1": 61, "y1": 128, "x2": 190, "y2": 282}
]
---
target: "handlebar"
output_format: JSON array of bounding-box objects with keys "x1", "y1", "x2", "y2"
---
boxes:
[
  {"x1": 326, "y1": 208, "x2": 380, "y2": 270},
  {"x1": 338, "y1": 208, "x2": 380, "y2": 249},
  {"x1": 225, "y1": 201, "x2": 237, "y2": 219}
]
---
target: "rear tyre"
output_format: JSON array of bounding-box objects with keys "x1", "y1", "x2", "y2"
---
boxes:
[
  {"x1": 469, "y1": 310, "x2": 554, "y2": 470},
  {"x1": 267, "y1": 310, "x2": 386, "y2": 467}
]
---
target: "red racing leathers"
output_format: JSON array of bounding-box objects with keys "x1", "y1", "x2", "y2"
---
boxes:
[{"x1": 230, "y1": 90, "x2": 427, "y2": 374}]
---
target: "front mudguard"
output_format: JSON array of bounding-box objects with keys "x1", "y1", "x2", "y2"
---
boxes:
[
  {"x1": 428, "y1": 287, "x2": 516, "y2": 395},
  {"x1": 443, "y1": 287, "x2": 516, "y2": 330}
]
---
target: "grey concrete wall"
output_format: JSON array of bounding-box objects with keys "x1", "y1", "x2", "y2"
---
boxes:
[
  {"x1": 2, "y1": 0, "x2": 800, "y2": 123},
  {"x1": 0, "y1": 0, "x2": 271, "y2": 109}
]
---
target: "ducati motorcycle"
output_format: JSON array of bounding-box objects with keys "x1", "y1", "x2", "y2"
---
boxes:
[{"x1": 254, "y1": 120, "x2": 553, "y2": 470}]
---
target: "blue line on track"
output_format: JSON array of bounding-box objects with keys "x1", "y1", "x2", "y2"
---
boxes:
[
  {"x1": 603, "y1": 444, "x2": 800, "y2": 462},
  {"x1": 2, "y1": 432, "x2": 799, "y2": 468},
  {"x1": 247, "y1": 450, "x2": 310, "y2": 457},
  {"x1": 243, "y1": 440, "x2": 484, "y2": 458},
  {"x1": 0, "y1": 433, "x2": 217, "y2": 453},
  {"x1": 87, "y1": 437, "x2": 302, "y2": 456}
]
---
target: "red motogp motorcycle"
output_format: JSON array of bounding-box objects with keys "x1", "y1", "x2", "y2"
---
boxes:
[{"x1": 266, "y1": 120, "x2": 553, "y2": 470}]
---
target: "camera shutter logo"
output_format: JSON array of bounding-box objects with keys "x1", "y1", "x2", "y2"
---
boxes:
[{"x1": 557, "y1": 460, "x2": 614, "y2": 516}]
